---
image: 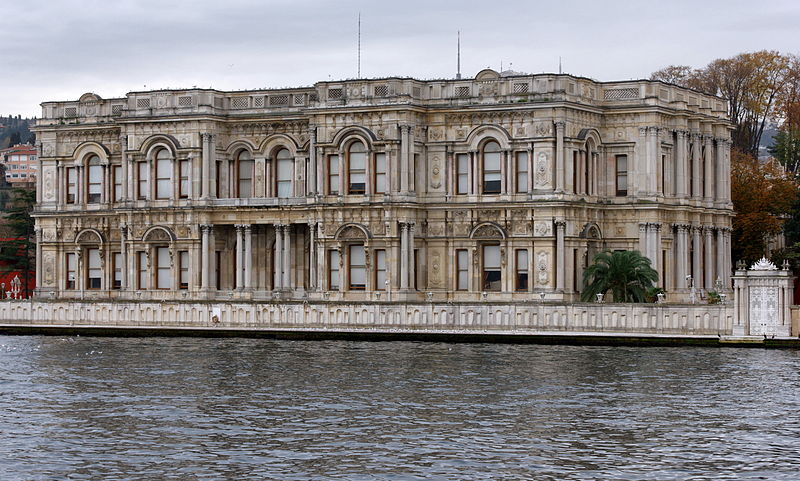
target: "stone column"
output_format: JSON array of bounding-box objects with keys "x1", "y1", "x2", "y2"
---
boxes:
[
  {"x1": 235, "y1": 225, "x2": 244, "y2": 290},
  {"x1": 308, "y1": 128, "x2": 317, "y2": 195},
  {"x1": 675, "y1": 225, "x2": 688, "y2": 290},
  {"x1": 675, "y1": 130, "x2": 687, "y2": 198},
  {"x1": 200, "y1": 224, "x2": 210, "y2": 290},
  {"x1": 308, "y1": 222, "x2": 316, "y2": 290},
  {"x1": 471, "y1": 151, "x2": 478, "y2": 195},
  {"x1": 400, "y1": 222, "x2": 409, "y2": 290},
  {"x1": 555, "y1": 220, "x2": 566, "y2": 291},
  {"x1": 692, "y1": 226, "x2": 702, "y2": 289},
  {"x1": 638, "y1": 223, "x2": 648, "y2": 258},
  {"x1": 274, "y1": 224, "x2": 283, "y2": 290},
  {"x1": 282, "y1": 224, "x2": 291, "y2": 290},
  {"x1": 691, "y1": 133, "x2": 701, "y2": 199},
  {"x1": 400, "y1": 125, "x2": 410, "y2": 193},
  {"x1": 34, "y1": 228, "x2": 42, "y2": 292},
  {"x1": 647, "y1": 127, "x2": 659, "y2": 195},
  {"x1": 201, "y1": 133, "x2": 211, "y2": 199},
  {"x1": 244, "y1": 225, "x2": 252, "y2": 289},
  {"x1": 119, "y1": 135, "x2": 129, "y2": 202},
  {"x1": 703, "y1": 226, "x2": 714, "y2": 289},
  {"x1": 408, "y1": 221, "x2": 416, "y2": 289},
  {"x1": 715, "y1": 228, "x2": 725, "y2": 288},
  {"x1": 76, "y1": 165, "x2": 84, "y2": 205},
  {"x1": 555, "y1": 122, "x2": 565, "y2": 192},
  {"x1": 703, "y1": 136, "x2": 714, "y2": 201},
  {"x1": 715, "y1": 139, "x2": 724, "y2": 203},
  {"x1": 120, "y1": 225, "x2": 129, "y2": 291},
  {"x1": 723, "y1": 228, "x2": 732, "y2": 287}
]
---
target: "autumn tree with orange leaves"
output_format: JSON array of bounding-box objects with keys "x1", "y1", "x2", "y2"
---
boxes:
[{"x1": 730, "y1": 150, "x2": 797, "y2": 264}]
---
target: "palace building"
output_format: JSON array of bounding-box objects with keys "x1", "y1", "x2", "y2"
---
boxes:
[{"x1": 31, "y1": 68, "x2": 733, "y2": 303}]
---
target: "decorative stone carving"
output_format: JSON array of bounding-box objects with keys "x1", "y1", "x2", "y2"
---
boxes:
[
  {"x1": 144, "y1": 228, "x2": 172, "y2": 242},
  {"x1": 338, "y1": 226, "x2": 366, "y2": 240},
  {"x1": 472, "y1": 224, "x2": 503, "y2": 239},
  {"x1": 430, "y1": 156, "x2": 442, "y2": 189},
  {"x1": 535, "y1": 123, "x2": 552, "y2": 137},
  {"x1": 43, "y1": 253, "x2": 54, "y2": 285},
  {"x1": 535, "y1": 152, "x2": 549, "y2": 187},
  {"x1": 750, "y1": 257, "x2": 777, "y2": 271},
  {"x1": 537, "y1": 251, "x2": 549, "y2": 285},
  {"x1": 534, "y1": 221, "x2": 552, "y2": 237},
  {"x1": 429, "y1": 250, "x2": 443, "y2": 288}
]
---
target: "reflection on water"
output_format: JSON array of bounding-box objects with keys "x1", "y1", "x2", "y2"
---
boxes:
[{"x1": 1, "y1": 336, "x2": 799, "y2": 480}]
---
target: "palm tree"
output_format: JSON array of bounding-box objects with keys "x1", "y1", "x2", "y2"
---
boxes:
[{"x1": 581, "y1": 250, "x2": 658, "y2": 303}]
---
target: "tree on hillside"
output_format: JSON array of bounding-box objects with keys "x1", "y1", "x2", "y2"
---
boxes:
[
  {"x1": 730, "y1": 150, "x2": 798, "y2": 265},
  {"x1": 581, "y1": 250, "x2": 658, "y2": 303},
  {"x1": 0, "y1": 187, "x2": 35, "y2": 297}
]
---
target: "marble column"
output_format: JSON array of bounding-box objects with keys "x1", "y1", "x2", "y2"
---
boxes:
[
  {"x1": 400, "y1": 125, "x2": 410, "y2": 193},
  {"x1": 675, "y1": 130, "x2": 687, "y2": 198},
  {"x1": 555, "y1": 122, "x2": 565, "y2": 192},
  {"x1": 555, "y1": 220, "x2": 566, "y2": 291},
  {"x1": 119, "y1": 135, "x2": 129, "y2": 202},
  {"x1": 274, "y1": 225, "x2": 284, "y2": 290},
  {"x1": 715, "y1": 228, "x2": 725, "y2": 288},
  {"x1": 235, "y1": 225, "x2": 244, "y2": 289},
  {"x1": 704, "y1": 226, "x2": 714, "y2": 289},
  {"x1": 675, "y1": 225, "x2": 688, "y2": 290},
  {"x1": 638, "y1": 223, "x2": 648, "y2": 258},
  {"x1": 282, "y1": 225, "x2": 291, "y2": 290},
  {"x1": 647, "y1": 127, "x2": 659, "y2": 195},
  {"x1": 408, "y1": 222, "x2": 416, "y2": 289},
  {"x1": 34, "y1": 228, "x2": 42, "y2": 292},
  {"x1": 200, "y1": 225, "x2": 210, "y2": 290},
  {"x1": 244, "y1": 225, "x2": 252, "y2": 289},
  {"x1": 120, "y1": 225, "x2": 129, "y2": 291},
  {"x1": 308, "y1": 128, "x2": 317, "y2": 195},
  {"x1": 691, "y1": 133, "x2": 701, "y2": 199},
  {"x1": 309, "y1": 222, "x2": 317, "y2": 290},
  {"x1": 201, "y1": 133, "x2": 211, "y2": 199},
  {"x1": 703, "y1": 136, "x2": 714, "y2": 201},
  {"x1": 400, "y1": 222, "x2": 409, "y2": 290},
  {"x1": 723, "y1": 228, "x2": 732, "y2": 287},
  {"x1": 692, "y1": 226, "x2": 702, "y2": 289}
]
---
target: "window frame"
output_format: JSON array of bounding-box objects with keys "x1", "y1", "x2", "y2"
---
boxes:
[
  {"x1": 615, "y1": 154, "x2": 628, "y2": 197},
  {"x1": 482, "y1": 141, "x2": 502, "y2": 194},
  {"x1": 374, "y1": 249, "x2": 386, "y2": 290},
  {"x1": 275, "y1": 148, "x2": 293, "y2": 198},
  {"x1": 348, "y1": 244, "x2": 366, "y2": 290},
  {"x1": 482, "y1": 244, "x2": 501, "y2": 292},
  {"x1": 86, "y1": 247, "x2": 101, "y2": 290},
  {"x1": 515, "y1": 249, "x2": 529, "y2": 292},
  {"x1": 347, "y1": 141, "x2": 367, "y2": 195},
  {"x1": 456, "y1": 249, "x2": 469, "y2": 291},
  {"x1": 236, "y1": 150, "x2": 254, "y2": 198},
  {"x1": 456, "y1": 153, "x2": 470, "y2": 195}
]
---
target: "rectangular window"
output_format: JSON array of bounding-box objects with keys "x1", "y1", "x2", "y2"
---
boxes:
[
  {"x1": 515, "y1": 249, "x2": 529, "y2": 292},
  {"x1": 179, "y1": 250, "x2": 189, "y2": 289},
  {"x1": 113, "y1": 165, "x2": 122, "y2": 202},
  {"x1": 87, "y1": 165, "x2": 102, "y2": 203},
  {"x1": 215, "y1": 251, "x2": 221, "y2": 289},
  {"x1": 276, "y1": 156, "x2": 292, "y2": 198},
  {"x1": 87, "y1": 248, "x2": 101, "y2": 289},
  {"x1": 375, "y1": 249, "x2": 386, "y2": 290},
  {"x1": 329, "y1": 249, "x2": 340, "y2": 290},
  {"x1": 516, "y1": 152, "x2": 528, "y2": 193},
  {"x1": 328, "y1": 155, "x2": 339, "y2": 195},
  {"x1": 66, "y1": 167, "x2": 77, "y2": 204},
  {"x1": 137, "y1": 162, "x2": 149, "y2": 200},
  {"x1": 66, "y1": 253, "x2": 76, "y2": 289},
  {"x1": 374, "y1": 153, "x2": 386, "y2": 194},
  {"x1": 156, "y1": 158, "x2": 171, "y2": 199},
  {"x1": 238, "y1": 159, "x2": 253, "y2": 198},
  {"x1": 348, "y1": 152, "x2": 366, "y2": 194},
  {"x1": 482, "y1": 244, "x2": 501, "y2": 291},
  {"x1": 457, "y1": 153, "x2": 469, "y2": 195},
  {"x1": 179, "y1": 160, "x2": 190, "y2": 198},
  {"x1": 138, "y1": 251, "x2": 148, "y2": 289},
  {"x1": 349, "y1": 245, "x2": 366, "y2": 290},
  {"x1": 456, "y1": 249, "x2": 469, "y2": 291},
  {"x1": 113, "y1": 252, "x2": 122, "y2": 289},
  {"x1": 483, "y1": 152, "x2": 501, "y2": 194},
  {"x1": 616, "y1": 155, "x2": 628, "y2": 197},
  {"x1": 156, "y1": 247, "x2": 170, "y2": 289}
]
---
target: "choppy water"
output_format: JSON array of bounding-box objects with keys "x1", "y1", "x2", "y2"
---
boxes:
[{"x1": 1, "y1": 336, "x2": 799, "y2": 480}]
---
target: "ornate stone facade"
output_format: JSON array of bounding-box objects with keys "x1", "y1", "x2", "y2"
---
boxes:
[{"x1": 33, "y1": 69, "x2": 733, "y2": 303}]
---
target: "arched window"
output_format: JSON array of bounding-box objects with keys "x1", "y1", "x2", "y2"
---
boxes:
[
  {"x1": 155, "y1": 149, "x2": 172, "y2": 199},
  {"x1": 482, "y1": 141, "x2": 501, "y2": 194},
  {"x1": 86, "y1": 155, "x2": 102, "y2": 204},
  {"x1": 482, "y1": 244, "x2": 501, "y2": 291},
  {"x1": 347, "y1": 141, "x2": 366, "y2": 194},
  {"x1": 276, "y1": 148, "x2": 293, "y2": 198},
  {"x1": 236, "y1": 150, "x2": 253, "y2": 198}
]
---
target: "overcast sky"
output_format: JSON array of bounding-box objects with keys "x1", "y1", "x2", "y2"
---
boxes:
[{"x1": 2, "y1": 0, "x2": 799, "y2": 118}]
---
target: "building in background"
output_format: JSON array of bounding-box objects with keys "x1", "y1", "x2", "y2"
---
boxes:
[
  {"x1": 31, "y1": 69, "x2": 733, "y2": 303},
  {"x1": 0, "y1": 144, "x2": 37, "y2": 186}
]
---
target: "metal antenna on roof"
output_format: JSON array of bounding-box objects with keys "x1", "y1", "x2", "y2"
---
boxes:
[
  {"x1": 357, "y1": 12, "x2": 362, "y2": 79},
  {"x1": 559, "y1": 56, "x2": 562, "y2": 74},
  {"x1": 456, "y1": 30, "x2": 461, "y2": 79}
]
